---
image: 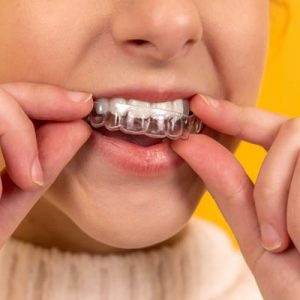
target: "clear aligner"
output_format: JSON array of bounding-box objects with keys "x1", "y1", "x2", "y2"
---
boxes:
[{"x1": 85, "y1": 99, "x2": 203, "y2": 140}]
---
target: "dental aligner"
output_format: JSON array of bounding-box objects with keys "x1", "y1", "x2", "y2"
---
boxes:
[{"x1": 86, "y1": 98, "x2": 203, "y2": 140}]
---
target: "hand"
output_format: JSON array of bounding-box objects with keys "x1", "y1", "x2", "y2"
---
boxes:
[
  {"x1": 0, "y1": 82, "x2": 93, "y2": 248},
  {"x1": 171, "y1": 94, "x2": 300, "y2": 300}
]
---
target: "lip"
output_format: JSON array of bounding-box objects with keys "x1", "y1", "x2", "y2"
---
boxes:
[
  {"x1": 89, "y1": 129, "x2": 185, "y2": 177},
  {"x1": 92, "y1": 87, "x2": 197, "y2": 102}
]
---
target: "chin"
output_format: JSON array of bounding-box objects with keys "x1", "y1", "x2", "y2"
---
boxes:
[
  {"x1": 46, "y1": 146, "x2": 204, "y2": 250},
  {"x1": 58, "y1": 180, "x2": 202, "y2": 250},
  {"x1": 79, "y1": 211, "x2": 193, "y2": 249}
]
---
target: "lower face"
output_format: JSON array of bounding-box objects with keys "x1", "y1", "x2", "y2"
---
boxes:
[{"x1": 0, "y1": 0, "x2": 269, "y2": 249}]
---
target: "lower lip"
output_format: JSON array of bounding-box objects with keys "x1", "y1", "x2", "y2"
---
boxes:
[{"x1": 89, "y1": 130, "x2": 185, "y2": 177}]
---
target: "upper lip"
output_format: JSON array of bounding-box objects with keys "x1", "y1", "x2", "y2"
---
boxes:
[{"x1": 92, "y1": 88, "x2": 197, "y2": 103}]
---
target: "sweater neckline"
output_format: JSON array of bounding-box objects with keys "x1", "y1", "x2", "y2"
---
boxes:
[{"x1": 0, "y1": 218, "x2": 244, "y2": 300}]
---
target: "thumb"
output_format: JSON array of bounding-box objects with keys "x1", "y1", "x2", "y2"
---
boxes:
[
  {"x1": 171, "y1": 134, "x2": 264, "y2": 269},
  {"x1": 0, "y1": 120, "x2": 92, "y2": 247}
]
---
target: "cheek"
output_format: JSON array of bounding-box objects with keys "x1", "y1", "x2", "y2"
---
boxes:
[
  {"x1": 199, "y1": 0, "x2": 269, "y2": 103},
  {"x1": 0, "y1": 1, "x2": 106, "y2": 83}
]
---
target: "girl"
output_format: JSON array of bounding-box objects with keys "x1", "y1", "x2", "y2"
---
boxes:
[{"x1": 0, "y1": 1, "x2": 295, "y2": 299}]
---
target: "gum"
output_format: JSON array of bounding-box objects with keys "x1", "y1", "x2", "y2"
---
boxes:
[{"x1": 85, "y1": 102, "x2": 203, "y2": 140}]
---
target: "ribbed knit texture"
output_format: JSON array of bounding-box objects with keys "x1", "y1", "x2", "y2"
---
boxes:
[{"x1": 0, "y1": 218, "x2": 263, "y2": 300}]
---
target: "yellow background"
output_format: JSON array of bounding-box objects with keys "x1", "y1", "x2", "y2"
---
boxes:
[{"x1": 195, "y1": 0, "x2": 300, "y2": 248}]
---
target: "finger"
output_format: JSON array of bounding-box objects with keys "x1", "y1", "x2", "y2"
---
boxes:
[
  {"x1": 287, "y1": 150, "x2": 300, "y2": 254},
  {"x1": 254, "y1": 119, "x2": 300, "y2": 253},
  {"x1": 0, "y1": 120, "x2": 92, "y2": 248},
  {"x1": 0, "y1": 88, "x2": 42, "y2": 190},
  {"x1": 190, "y1": 94, "x2": 288, "y2": 150},
  {"x1": 171, "y1": 135, "x2": 264, "y2": 271},
  {"x1": 0, "y1": 82, "x2": 93, "y2": 121}
]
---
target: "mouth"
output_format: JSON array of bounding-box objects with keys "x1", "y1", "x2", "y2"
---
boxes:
[
  {"x1": 85, "y1": 88, "x2": 201, "y2": 176},
  {"x1": 87, "y1": 89, "x2": 202, "y2": 145}
]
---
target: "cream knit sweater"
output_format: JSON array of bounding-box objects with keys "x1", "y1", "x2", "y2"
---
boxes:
[{"x1": 0, "y1": 217, "x2": 263, "y2": 300}]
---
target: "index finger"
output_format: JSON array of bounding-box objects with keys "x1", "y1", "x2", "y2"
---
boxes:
[
  {"x1": 191, "y1": 94, "x2": 289, "y2": 150},
  {"x1": 0, "y1": 120, "x2": 92, "y2": 248},
  {"x1": 0, "y1": 82, "x2": 93, "y2": 121},
  {"x1": 171, "y1": 134, "x2": 264, "y2": 271}
]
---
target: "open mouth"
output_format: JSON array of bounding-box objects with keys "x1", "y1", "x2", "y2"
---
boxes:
[
  {"x1": 97, "y1": 126, "x2": 168, "y2": 147},
  {"x1": 84, "y1": 91, "x2": 204, "y2": 176}
]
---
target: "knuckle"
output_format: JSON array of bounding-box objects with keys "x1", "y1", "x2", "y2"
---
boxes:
[
  {"x1": 287, "y1": 219, "x2": 300, "y2": 239},
  {"x1": 283, "y1": 117, "x2": 300, "y2": 132},
  {"x1": 0, "y1": 94, "x2": 21, "y2": 127},
  {"x1": 223, "y1": 175, "x2": 250, "y2": 205},
  {"x1": 250, "y1": 248, "x2": 266, "y2": 278},
  {"x1": 253, "y1": 184, "x2": 276, "y2": 202},
  {"x1": 9, "y1": 112, "x2": 35, "y2": 134},
  {"x1": 234, "y1": 106, "x2": 247, "y2": 137},
  {"x1": 9, "y1": 119, "x2": 36, "y2": 141},
  {"x1": 22, "y1": 118, "x2": 35, "y2": 133}
]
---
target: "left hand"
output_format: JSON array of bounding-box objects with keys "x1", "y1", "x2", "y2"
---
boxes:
[{"x1": 171, "y1": 94, "x2": 300, "y2": 300}]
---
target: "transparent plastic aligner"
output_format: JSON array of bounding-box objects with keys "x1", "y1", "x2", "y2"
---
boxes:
[{"x1": 86, "y1": 99, "x2": 203, "y2": 140}]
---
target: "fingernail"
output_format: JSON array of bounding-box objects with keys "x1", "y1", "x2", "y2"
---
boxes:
[
  {"x1": 260, "y1": 223, "x2": 282, "y2": 251},
  {"x1": 67, "y1": 91, "x2": 93, "y2": 103},
  {"x1": 198, "y1": 94, "x2": 219, "y2": 108},
  {"x1": 31, "y1": 156, "x2": 45, "y2": 187}
]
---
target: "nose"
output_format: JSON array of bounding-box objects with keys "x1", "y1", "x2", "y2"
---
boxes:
[{"x1": 111, "y1": 0, "x2": 202, "y2": 62}]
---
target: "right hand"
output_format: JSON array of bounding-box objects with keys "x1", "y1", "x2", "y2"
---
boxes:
[
  {"x1": 171, "y1": 94, "x2": 300, "y2": 299},
  {"x1": 0, "y1": 82, "x2": 93, "y2": 248}
]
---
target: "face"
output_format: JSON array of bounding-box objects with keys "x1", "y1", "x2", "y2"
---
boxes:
[{"x1": 0, "y1": 0, "x2": 269, "y2": 249}]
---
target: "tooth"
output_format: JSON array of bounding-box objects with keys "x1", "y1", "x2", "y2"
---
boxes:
[
  {"x1": 151, "y1": 101, "x2": 174, "y2": 118},
  {"x1": 121, "y1": 100, "x2": 149, "y2": 132},
  {"x1": 109, "y1": 98, "x2": 128, "y2": 116},
  {"x1": 168, "y1": 116, "x2": 183, "y2": 137},
  {"x1": 90, "y1": 114, "x2": 104, "y2": 128},
  {"x1": 89, "y1": 97, "x2": 195, "y2": 139},
  {"x1": 146, "y1": 101, "x2": 173, "y2": 138},
  {"x1": 145, "y1": 118, "x2": 168, "y2": 138},
  {"x1": 94, "y1": 98, "x2": 109, "y2": 114},
  {"x1": 90, "y1": 99, "x2": 108, "y2": 128},
  {"x1": 181, "y1": 116, "x2": 190, "y2": 139},
  {"x1": 104, "y1": 98, "x2": 127, "y2": 130},
  {"x1": 173, "y1": 99, "x2": 189, "y2": 115},
  {"x1": 127, "y1": 99, "x2": 151, "y2": 118}
]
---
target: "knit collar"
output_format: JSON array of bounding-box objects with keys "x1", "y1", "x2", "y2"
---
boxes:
[{"x1": 0, "y1": 218, "x2": 245, "y2": 300}]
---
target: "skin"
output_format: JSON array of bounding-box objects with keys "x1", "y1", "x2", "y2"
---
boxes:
[
  {"x1": 3, "y1": 1, "x2": 300, "y2": 299},
  {"x1": 0, "y1": 0, "x2": 269, "y2": 251}
]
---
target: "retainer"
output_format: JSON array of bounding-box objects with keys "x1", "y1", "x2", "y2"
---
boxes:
[{"x1": 86, "y1": 99, "x2": 203, "y2": 140}]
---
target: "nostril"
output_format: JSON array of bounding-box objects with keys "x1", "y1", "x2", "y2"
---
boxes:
[
  {"x1": 131, "y1": 38, "x2": 195, "y2": 48},
  {"x1": 184, "y1": 39, "x2": 197, "y2": 51},
  {"x1": 130, "y1": 39, "x2": 148, "y2": 46},
  {"x1": 186, "y1": 39, "x2": 196, "y2": 46}
]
